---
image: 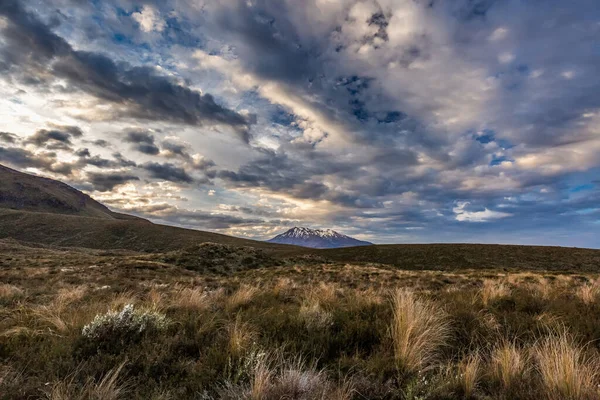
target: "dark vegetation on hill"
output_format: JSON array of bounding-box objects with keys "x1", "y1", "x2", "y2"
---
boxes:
[
  {"x1": 0, "y1": 209, "x2": 291, "y2": 253},
  {"x1": 315, "y1": 243, "x2": 600, "y2": 272},
  {"x1": 0, "y1": 164, "x2": 140, "y2": 220},
  {"x1": 158, "y1": 243, "x2": 282, "y2": 274}
]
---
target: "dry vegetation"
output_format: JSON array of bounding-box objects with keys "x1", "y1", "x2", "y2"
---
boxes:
[{"x1": 1, "y1": 239, "x2": 600, "y2": 399}]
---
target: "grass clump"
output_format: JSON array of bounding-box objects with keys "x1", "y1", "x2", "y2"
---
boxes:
[
  {"x1": 457, "y1": 352, "x2": 481, "y2": 398},
  {"x1": 576, "y1": 279, "x2": 600, "y2": 305},
  {"x1": 0, "y1": 283, "x2": 24, "y2": 299},
  {"x1": 480, "y1": 279, "x2": 511, "y2": 307},
  {"x1": 390, "y1": 288, "x2": 451, "y2": 375},
  {"x1": 534, "y1": 329, "x2": 599, "y2": 400},
  {"x1": 220, "y1": 354, "x2": 352, "y2": 400},
  {"x1": 490, "y1": 340, "x2": 528, "y2": 391},
  {"x1": 226, "y1": 285, "x2": 258, "y2": 311},
  {"x1": 45, "y1": 361, "x2": 128, "y2": 400}
]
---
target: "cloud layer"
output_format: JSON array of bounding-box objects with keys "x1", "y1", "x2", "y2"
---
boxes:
[{"x1": 0, "y1": 0, "x2": 599, "y2": 247}]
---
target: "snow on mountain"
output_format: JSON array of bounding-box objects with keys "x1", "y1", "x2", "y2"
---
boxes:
[{"x1": 267, "y1": 227, "x2": 373, "y2": 249}]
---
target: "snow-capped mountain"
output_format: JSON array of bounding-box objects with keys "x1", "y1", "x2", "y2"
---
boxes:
[{"x1": 268, "y1": 227, "x2": 373, "y2": 249}]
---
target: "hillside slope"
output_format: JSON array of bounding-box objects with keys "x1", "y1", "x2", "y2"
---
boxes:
[
  {"x1": 0, "y1": 208, "x2": 290, "y2": 253},
  {"x1": 0, "y1": 164, "x2": 135, "y2": 219},
  {"x1": 0, "y1": 164, "x2": 297, "y2": 252}
]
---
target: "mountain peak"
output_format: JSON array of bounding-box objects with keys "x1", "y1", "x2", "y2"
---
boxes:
[{"x1": 268, "y1": 227, "x2": 372, "y2": 249}]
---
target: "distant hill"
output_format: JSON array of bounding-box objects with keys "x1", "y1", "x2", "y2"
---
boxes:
[
  {"x1": 0, "y1": 164, "x2": 140, "y2": 220},
  {"x1": 315, "y1": 243, "x2": 600, "y2": 272},
  {"x1": 1, "y1": 163, "x2": 599, "y2": 273},
  {"x1": 268, "y1": 227, "x2": 373, "y2": 249},
  {"x1": 0, "y1": 209, "x2": 293, "y2": 253},
  {"x1": 0, "y1": 164, "x2": 292, "y2": 252}
]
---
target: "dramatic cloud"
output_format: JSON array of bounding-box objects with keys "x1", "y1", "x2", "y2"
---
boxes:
[
  {"x1": 0, "y1": 0, "x2": 599, "y2": 246},
  {"x1": 0, "y1": 132, "x2": 18, "y2": 144},
  {"x1": 123, "y1": 129, "x2": 160, "y2": 155},
  {"x1": 26, "y1": 126, "x2": 83, "y2": 149},
  {"x1": 86, "y1": 172, "x2": 140, "y2": 192},
  {"x1": 0, "y1": 146, "x2": 74, "y2": 175},
  {"x1": 142, "y1": 162, "x2": 194, "y2": 184},
  {"x1": 0, "y1": 0, "x2": 254, "y2": 136}
]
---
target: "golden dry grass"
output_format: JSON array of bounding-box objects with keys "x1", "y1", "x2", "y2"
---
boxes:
[
  {"x1": 0, "y1": 283, "x2": 24, "y2": 299},
  {"x1": 298, "y1": 297, "x2": 333, "y2": 330},
  {"x1": 2, "y1": 239, "x2": 600, "y2": 399},
  {"x1": 490, "y1": 340, "x2": 528, "y2": 390},
  {"x1": 170, "y1": 286, "x2": 209, "y2": 311},
  {"x1": 534, "y1": 330, "x2": 600, "y2": 400},
  {"x1": 389, "y1": 288, "x2": 451, "y2": 374},
  {"x1": 226, "y1": 285, "x2": 259, "y2": 311},
  {"x1": 227, "y1": 315, "x2": 256, "y2": 357},
  {"x1": 576, "y1": 279, "x2": 600, "y2": 305},
  {"x1": 458, "y1": 352, "x2": 481, "y2": 398},
  {"x1": 480, "y1": 279, "x2": 511, "y2": 306},
  {"x1": 46, "y1": 361, "x2": 128, "y2": 400}
]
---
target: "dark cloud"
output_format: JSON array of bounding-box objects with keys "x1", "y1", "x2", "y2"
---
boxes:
[
  {"x1": 91, "y1": 139, "x2": 111, "y2": 148},
  {"x1": 124, "y1": 130, "x2": 155, "y2": 144},
  {"x1": 123, "y1": 129, "x2": 160, "y2": 155},
  {"x1": 0, "y1": 132, "x2": 19, "y2": 144},
  {"x1": 142, "y1": 162, "x2": 194, "y2": 183},
  {"x1": 159, "y1": 139, "x2": 216, "y2": 170},
  {"x1": 217, "y1": 148, "x2": 380, "y2": 207},
  {"x1": 160, "y1": 139, "x2": 188, "y2": 157},
  {"x1": 0, "y1": 0, "x2": 254, "y2": 137},
  {"x1": 86, "y1": 171, "x2": 140, "y2": 192},
  {"x1": 0, "y1": 146, "x2": 74, "y2": 175},
  {"x1": 75, "y1": 148, "x2": 91, "y2": 158},
  {"x1": 125, "y1": 203, "x2": 265, "y2": 230},
  {"x1": 27, "y1": 129, "x2": 73, "y2": 148},
  {"x1": 112, "y1": 153, "x2": 137, "y2": 168},
  {"x1": 75, "y1": 148, "x2": 138, "y2": 169}
]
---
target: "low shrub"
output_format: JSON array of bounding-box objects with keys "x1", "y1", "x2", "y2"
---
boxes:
[{"x1": 81, "y1": 304, "x2": 170, "y2": 351}]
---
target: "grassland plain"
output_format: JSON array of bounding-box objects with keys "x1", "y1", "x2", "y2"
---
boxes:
[{"x1": 1, "y1": 239, "x2": 600, "y2": 399}]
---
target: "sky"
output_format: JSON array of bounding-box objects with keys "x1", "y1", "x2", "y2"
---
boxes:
[{"x1": 0, "y1": 0, "x2": 599, "y2": 248}]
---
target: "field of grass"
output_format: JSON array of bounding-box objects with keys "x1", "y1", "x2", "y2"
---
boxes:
[
  {"x1": 316, "y1": 243, "x2": 600, "y2": 272},
  {"x1": 1, "y1": 239, "x2": 600, "y2": 399}
]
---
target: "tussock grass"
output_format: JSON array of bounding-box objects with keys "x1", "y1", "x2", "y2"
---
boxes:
[
  {"x1": 490, "y1": 340, "x2": 528, "y2": 390},
  {"x1": 298, "y1": 297, "x2": 333, "y2": 330},
  {"x1": 45, "y1": 361, "x2": 128, "y2": 400},
  {"x1": 226, "y1": 285, "x2": 258, "y2": 311},
  {"x1": 271, "y1": 278, "x2": 296, "y2": 298},
  {"x1": 227, "y1": 315, "x2": 256, "y2": 357},
  {"x1": 55, "y1": 286, "x2": 88, "y2": 309},
  {"x1": 308, "y1": 281, "x2": 339, "y2": 305},
  {"x1": 221, "y1": 354, "x2": 352, "y2": 400},
  {"x1": 389, "y1": 288, "x2": 451, "y2": 374},
  {"x1": 170, "y1": 286, "x2": 209, "y2": 311},
  {"x1": 458, "y1": 352, "x2": 481, "y2": 398},
  {"x1": 480, "y1": 279, "x2": 511, "y2": 306},
  {"x1": 534, "y1": 329, "x2": 600, "y2": 400},
  {"x1": 0, "y1": 283, "x2": 24, "y2": 299},
  {"x1": 576, "y1": 279, "x2": 600, "y2": 305}
]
